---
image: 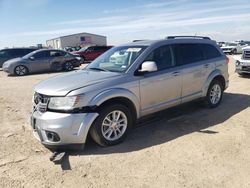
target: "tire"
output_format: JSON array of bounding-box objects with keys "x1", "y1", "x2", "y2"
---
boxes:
[
  {"x1": 232, "y1": 49, "x2": 237, "y2": 54},
  {"x1": 63, "y1": 62, "x2": 74, "y2": 71},
  {"x1": 205, "y1": 80, "x2": 223, "y2": 108},
  {"x1": 81, "y1": 57, "x2": 85, "y2": 63},
  {"x1": 90, "y1": 104, "x2": 133, "y2": 147},
  {"x1": 14, "y1": 65, "x2": 28, "y2": 76}
]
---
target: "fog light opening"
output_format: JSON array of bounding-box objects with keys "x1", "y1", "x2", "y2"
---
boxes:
[{"x1": 45, "y1": 131, "x2": 60, "y2": 142}]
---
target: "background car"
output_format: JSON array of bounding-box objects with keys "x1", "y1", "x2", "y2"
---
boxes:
[
  {"x1": 221, "y1": 42, "x2": 248, "y2": 54},
  {"x1": 2, "y1": 49, "x2": 81, "y2": 76},
  {"x1": 235, "y1": 46, "x2": 250, "y2": 76},
  {"x1": 73, "y1": 45, "x2": 113, "y2": 62},
  {"x1": 0, "y1": 48, "x2": 37, "y2": 68},
  {"x1": 64, "y1": 46, "x2": 81, "y2": 52}
]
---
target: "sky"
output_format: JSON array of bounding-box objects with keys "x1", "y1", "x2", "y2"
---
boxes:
[{"x1": 0, "y1": 0, "x2": 250, "y2": 48}]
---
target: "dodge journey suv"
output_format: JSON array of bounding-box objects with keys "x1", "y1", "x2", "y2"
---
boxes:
[{"x1": 31, "y1": 36, "x2": 229, "y2": 150}]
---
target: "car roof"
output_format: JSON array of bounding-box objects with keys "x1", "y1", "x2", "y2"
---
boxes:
[
  {"x1": 122, "y1": 38, "x2": 216, "y2": 47},
  {"x1": 1, "y1": 47, "x2": 38, "y2": 51},
  {"x1": 33, "y1": 49, "x2": 63, "y2": 53}
]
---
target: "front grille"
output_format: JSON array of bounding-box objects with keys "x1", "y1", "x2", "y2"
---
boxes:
[
  {"x1": 243, "y1": 50, "x2": 250, "y2": 60},
  {"x1": 242, "y1": 66, "x2": 250, "y2": 71},
  {"x1": 33, "y1": 93, "x2": 50, "y2": 113}
]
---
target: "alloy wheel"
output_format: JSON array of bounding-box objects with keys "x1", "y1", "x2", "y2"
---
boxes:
[
  {"x1": 101, "y1": 110, "x2": 128, "y2": 141},
  {"x1": 210, "y1": 84, "x2": 222, "y2": 105},
  {"x1": 65, "y1": 62, "x2": 73, "y2": 71},
  {"x1": 15, "y1": 65, "x2": 27, "y2": 76}
]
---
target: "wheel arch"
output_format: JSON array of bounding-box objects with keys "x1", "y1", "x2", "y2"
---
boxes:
[
  {"x1": 89, "y1": 88, "x2": 140, "y2": 120},
  {"x1": 202, "y1": 70, "x2": 226, "y2": 96}
]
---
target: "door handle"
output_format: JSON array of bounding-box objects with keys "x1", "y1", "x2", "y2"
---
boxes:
[{"x1": 171, "y1": 71, "x2": 180, "y2": 76}]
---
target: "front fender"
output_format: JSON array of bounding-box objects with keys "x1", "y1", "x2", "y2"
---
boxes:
[
  {"x1": 88, "y1": 88, "x2": 140, "y2": 119},
  {"x1": 202, "y1": 69, "x2": 223, "y2": 96}
]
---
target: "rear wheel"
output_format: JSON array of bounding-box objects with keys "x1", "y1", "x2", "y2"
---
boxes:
[
  {"x1": 64, "y1": 62, "x2": 74, "y2": 71},
  {"x1": 14, "y1": 65, "x2": 28, "y2": 76},
  {"x1": 205, "y1": 80, "x2": 223, "y2": 108},
  {"x1": 90, "y1": 104, "x2": 133, "y2": 146}
]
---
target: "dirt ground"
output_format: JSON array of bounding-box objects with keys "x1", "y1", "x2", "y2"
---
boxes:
[{"x1": 0, "y1": 56, "x2": 250, "y2": 188}]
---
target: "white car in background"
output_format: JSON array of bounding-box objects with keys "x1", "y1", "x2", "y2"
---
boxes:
[
  {"x1": 235, "y1": 46, "x2": 250, "y2": 75},
  {"x1": 221, "y1": 42, "x2": 248, "y2": 54}
]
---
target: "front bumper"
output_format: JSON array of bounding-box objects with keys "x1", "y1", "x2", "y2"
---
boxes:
[
  {"x1": 31, "y1": 111, "x2": 98, "y2": 149},
  {"x1": 235, "y1": 60, "x2": 250, "y2": 74},
  {"x1": 2, "y1": 66, "x2": 10, "y2": 73},
  {"x1": 222, "y1": 49, "x2": 234, "y2": 53}
]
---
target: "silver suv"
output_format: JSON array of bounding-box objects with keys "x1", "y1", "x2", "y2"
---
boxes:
[{"x1": 31, "y1": 36, "x2": 229, "y2": 150}]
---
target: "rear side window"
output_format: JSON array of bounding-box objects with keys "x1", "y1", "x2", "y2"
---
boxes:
[
  {"x1": 8, "y1": 49, "x2": 21, "y2": 57},
  {"x1": 22, "y1": 49, "x2": 36, "y2": 55},
  {"x1": 200, "y1": 44, "x2": 222, "y2": 59},
  {"x1": 0, "y1": 50, "x2": 9, "y2": 58},
  {"x1": 145, "y1": 45, "x2": 175, "y2": 71},
  {"x1": 173, "y1": 44, "x2": 204, "y2": 66},
  {"x1": 7, "y1": 49, "x2": 35, "y2": 57}
]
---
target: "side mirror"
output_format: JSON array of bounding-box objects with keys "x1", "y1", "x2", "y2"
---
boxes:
[
  {"x1": 138, "y1": 61, "x2": 158, "y2": 73},
  {"x1": 29, "y1": 56, "x2": 35, "y2": 60}
]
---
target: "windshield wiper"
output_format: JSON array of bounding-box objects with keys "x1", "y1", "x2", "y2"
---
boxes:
[{"x1": 88, "y1": 67, "x2": 109, "y2": 72}]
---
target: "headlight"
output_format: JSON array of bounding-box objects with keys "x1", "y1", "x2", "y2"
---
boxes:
[{"x1": 48, "y1": 95, "x2": 84, "y2": 110}]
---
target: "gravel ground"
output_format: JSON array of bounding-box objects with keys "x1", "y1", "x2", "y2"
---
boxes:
[{"x1": 0, "y1": 56, "x2": 250, "y2": 188}]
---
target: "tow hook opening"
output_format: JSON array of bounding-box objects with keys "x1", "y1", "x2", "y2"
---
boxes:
[{"x1": 45, "y1": 131, "x2": 60, "y2": 142}]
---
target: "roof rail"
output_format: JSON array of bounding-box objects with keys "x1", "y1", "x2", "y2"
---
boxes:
[
  {"x1": 132, "y1": 40, "x2": 148, "y2": 42},
  {"x1": 166, "y1": 36, "x2": 211, "y2": 40}
]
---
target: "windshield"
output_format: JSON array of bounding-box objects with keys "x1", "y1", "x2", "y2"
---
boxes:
[
  {"x1": 86, "y1": 46, "x2": 147, "y2": 73},
  {"x1": 23, "y1": 51, "x2": 37, "y2": 59},
  {"x1": 78, "y1": 47, "x2": 88, "y2": 52}
]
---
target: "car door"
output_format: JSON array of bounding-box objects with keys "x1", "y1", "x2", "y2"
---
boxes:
[
  {"x1": 139, "y1": 45, "x2": 182, "y2": 116},
  {"x1": 172, "y1": 44, "x2": 208, "y2": 103},
  {"x1": 29, "y1": 51, "x2": 51, "y2": 72},
  {"x1": 49, "y1": 50, "x2": 65, "y2": 71},
  {"x1": 84, "y1": 47, "x2": 95, "y2": 61},
  {"x1": 95, "y1": 46, "x2": 106, "y2": 58}
]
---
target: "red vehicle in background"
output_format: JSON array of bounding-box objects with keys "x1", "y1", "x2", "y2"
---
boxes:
[{"x1": 73, "y1": 46, "x2": 113, "y2": 62}]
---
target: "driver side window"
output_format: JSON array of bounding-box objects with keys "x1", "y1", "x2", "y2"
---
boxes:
[
  {"x1": 33, "y1": 51, "x2": 50, "y2": 59},
  {"x1": 144, "y1": 45, "x2": 175, "y2": 71}
]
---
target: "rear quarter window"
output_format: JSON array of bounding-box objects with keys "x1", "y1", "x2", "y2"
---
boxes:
[{"x1": 200, "y1": 44, "x2": 222, "y2": 59}]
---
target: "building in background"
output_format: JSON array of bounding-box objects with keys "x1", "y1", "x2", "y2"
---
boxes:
[{"x1": 46, "y1": 32, "x2": 107, "y2": 49}]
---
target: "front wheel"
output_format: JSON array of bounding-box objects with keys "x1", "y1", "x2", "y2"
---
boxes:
[
  {"x1": 205, "y1": 80, "x2": 223, "y2": 108},
  {"x1": 63, "y1": 62, "x2": 74, "y2": 71},
  {"x1": 14, "y1": 65, "x2": 28, "y2": 76},
  {"x1": 90, "y1": 104, "x2": 133, "y2": 147}
]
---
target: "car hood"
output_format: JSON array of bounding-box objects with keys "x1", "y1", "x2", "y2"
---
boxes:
[
  {"x1": 221, "y1": 46, "x2": 236, "y2": 49},
  {"x1": 34, "y1": 70, "x2": 122, "y2": 96},
  {"x1": 72, "y1": 51, "x2": 84, "y2": 55},
  {"x1": 3, "y1": 57, "x2": 22, "y2": 66},
  {"x1": 242, "y1": 46, "x2": 250, "y2": 50}
]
